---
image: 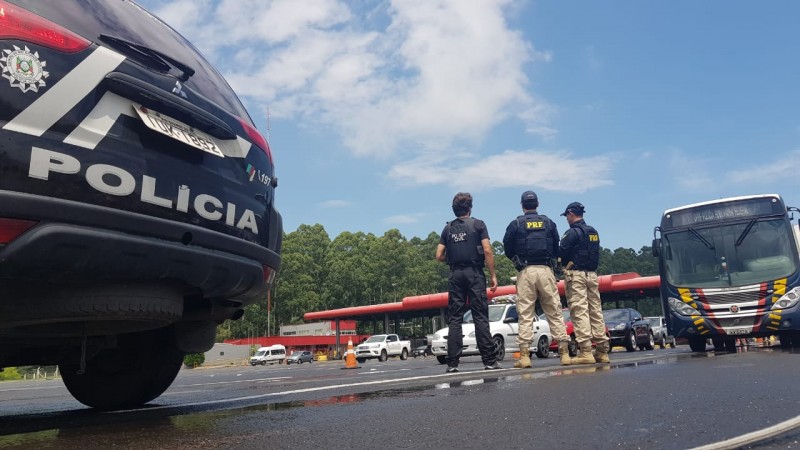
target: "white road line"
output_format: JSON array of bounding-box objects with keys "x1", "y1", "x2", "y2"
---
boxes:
[
  {"x1": 111, "y1": 368, "x2": 514, "y2": 413},
  {"x1": 172, "y1": 377, "x2": 292, "y2": 389},
  {"x1": 691, "y1": 414, "x2": 800, "y2": 450}
]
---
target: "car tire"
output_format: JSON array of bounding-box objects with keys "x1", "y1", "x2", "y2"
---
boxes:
[
  {"x1": 493, "y1": 335, "x2": 505, "y2": 361},
  {"x1": 356, "y1": 357, "x2": 366, "y2": 363},
  {"x1": 688, "y1": 336, "x2": 707, "y2": 352},
  {"x1": 378, "y1": 350, "x2": 388, "y2": 362},
  {"x1": 0, "y1": 282, "x2": 183, "y2": 337},
  {"x1": 400, "y1": 349, "x2": 408, "y2": 360},
  {"x1": 436, "y1": 355, "x2": 447, "y2": 365},
  {"x1": 59, "y1": 326, "x2": 183, "y2": 410},
  {"x1": 658, "y1": 334, "x2": 666, "y2": 349},
  {"x1": 644, "y1": 332, "x2": 655, "y2": 351},
  {"x1": 568, "y1": 336, "x2": 579, "y2": 357},
  {"x1": 669, "y1": 338, "x2": 676, "y2": 349},
  {"x1": 535, "y1": 336, "x2": 550, "y2": 359},
  {"x1": 625, "y1": 331, "x2": 636, "y2": 352}
]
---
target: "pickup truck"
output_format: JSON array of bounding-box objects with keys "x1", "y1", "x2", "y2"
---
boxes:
[{"x1": 355, "y1": 334, "x2": 411, "y2": 363}]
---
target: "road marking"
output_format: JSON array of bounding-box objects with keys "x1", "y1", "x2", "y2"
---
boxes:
[
  {"x1": 691, "y1": 414, "x2": 800, "y2": 450},
  {"x1": 111, "y1": 368, "x2": 515, "y2": 413},
  {"x1": 172, "y1": 377, "x2": 291, "y2": 388},
  {"x1": 359, "y1": 369, "x2": 413, "y2": 375}
]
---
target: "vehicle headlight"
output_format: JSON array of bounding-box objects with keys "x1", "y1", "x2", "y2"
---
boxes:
[
  {"x1": 371, "y1": 344, "x2": 381, "y2": 349},
  {"x1": 613, "y1": 323, "x2": 626, "y2": 331},
  {"x1": 772, "y1": 287, "x2": 800, "y2": 310},
  {"x1": 668, "y1": 297, "x2": 701, "y2": 316},
  {"x1": 434, "y1": 333, "x2": 441, "y2": 340},
  {"x1": 468, "y1": 331, "x2": 475, "y2": 338}
]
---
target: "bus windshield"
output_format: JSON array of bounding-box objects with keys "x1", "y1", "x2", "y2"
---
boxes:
[{"x1": 662, "y1": 218, "x2": 798, "y2": 288}]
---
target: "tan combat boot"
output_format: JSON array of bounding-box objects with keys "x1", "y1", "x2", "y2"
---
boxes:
[
  {"x1": 594, "y1": 341, "x2": 610, "y2": 363},
  {"x1": 514, "y1": 344, "x2": 532, "y2": 368},
  {"x1": 571, "y1": 343, "x2": 596, "y2": 365},
  {"x1": 558, "y1": 341, "x2": 571, "y2": 366}
]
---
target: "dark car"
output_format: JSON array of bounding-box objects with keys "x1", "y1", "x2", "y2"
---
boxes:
[
  {"x1": 603, "y1": 308, "x2": 654, "y2": 352},
  {"x1": 0, "y1": 1, "x2": 282, "y2": 410},
  {"x1": 287, "y1": 351, "x2": 314, "y2": 364},
  {"x1": 412, "y1": 345, "x2": 431, "y2": 358}
]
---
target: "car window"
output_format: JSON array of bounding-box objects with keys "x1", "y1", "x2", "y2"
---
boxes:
[
  {"x1": 632, "y1": 310, "x2": 642, "y2": 320},
  {"x1": 507, "y1": 306, "x2": 519, "y2": 322}
]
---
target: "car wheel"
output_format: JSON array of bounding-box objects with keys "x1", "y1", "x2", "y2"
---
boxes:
[
  {"x1": 436, "y1": 355, "x2": 447, "y2": 365},
  {"x1": 356, "y1": 357, "x2": 366, "y2": 364},
  {"x1": 688, "y1": 336, "x2": 707, "y2": 352},
  {"x1": 535, "y1": 336, "x2": 550, "y2": 359},
  {"x1": 644, "y1": 332, "x2": 655, "y2": 351},
  {"x1": 59, "y1": 326, "x2": 183, "y2": 410},
  {"x1": 400, "y1": 349, "x2": 408, "y2": 360},
  {"x1": 493, "y1": 336, "x2": 505, "y2": 361},
  {"x1": 669, "y1": 338, "x2": 676, "y2": 349},
  {"x1": 625, "y1": 331, "x2": 636, "y2": 352},
  {"x1": 568, "y1": 338, "x2": 578, "y2": 357},
  {"x1": 261, "y1": 360, "x2": 267, "y2": 366},
  {"x1": 658, "y1": 334, "x2": 666, "y2": 349},
  {"x1": 378, "y1": 350, "x2": 388, "y2": 362}
]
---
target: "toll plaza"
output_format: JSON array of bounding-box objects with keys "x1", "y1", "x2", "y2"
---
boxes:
[{"x1": 304, "y1": 272, "x2": 661, "y2": 358}]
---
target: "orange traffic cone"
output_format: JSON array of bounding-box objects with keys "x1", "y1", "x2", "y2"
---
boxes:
[{"x1": 343, "y1": 338, "x2": 359, "y2": 369}]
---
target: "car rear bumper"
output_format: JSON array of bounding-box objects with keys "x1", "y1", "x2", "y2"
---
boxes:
[{"x1": 0, "y1": 190, "x2": 280, "y2": 303}]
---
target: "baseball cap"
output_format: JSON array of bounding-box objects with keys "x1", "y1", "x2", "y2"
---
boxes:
[
  {"x1": 561, "y1": 202, "x2": 585, "y2": 216},
  {"x1": 520, "y1": 191, "x2": 538, "y2": 203}
]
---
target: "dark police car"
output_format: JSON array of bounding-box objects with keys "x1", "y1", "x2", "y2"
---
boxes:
[{"x1": 0, "y1": 1, "x2": 282, "y2": 410}]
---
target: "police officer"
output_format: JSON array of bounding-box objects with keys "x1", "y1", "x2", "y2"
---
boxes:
[
  {"x1": 503, "y1": 191, "x2": 571, "y2": 367},
  {"x1": 436, "y1": 192, "x2": 500, "y2": 372},
  {"x1": 559, "y1": 202, "x2": 610, "y2": 364}
]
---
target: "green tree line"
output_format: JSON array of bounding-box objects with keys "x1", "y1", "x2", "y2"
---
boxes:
[{"x1": 224, "y1": 224, "x2": 660, "y2": 340}]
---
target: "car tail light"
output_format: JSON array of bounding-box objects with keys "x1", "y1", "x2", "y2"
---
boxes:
[
  {"x1": 0, "y1": 0, "x2": 91, "y2": 53},
  {"x1": 0, "y1": 218, "x2": 37, "y2": 244},
  {"x1": 263, "y1": 265, "x2": 276, "y2": 284},
  {"x1": 238, "y1": 118, "x2": 273, "y2": 165}
]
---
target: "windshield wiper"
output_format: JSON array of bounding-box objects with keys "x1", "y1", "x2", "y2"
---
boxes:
[
  {"x1": 688, "y1": 227, "x2": 715, "y2": 250},
  {"x1": 99, "y1": 34, "x2": 195, "y2": 82},
  {"x1": 735, "y1": 219, "x2": 757, "y2": 247}
]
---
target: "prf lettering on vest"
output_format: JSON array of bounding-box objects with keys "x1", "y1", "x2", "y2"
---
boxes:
[
  {"x1": 451, "y1": 232, "x2": 467, "y2": 242},
  {"x1": 526, "y1": 221, "x2": 543, "y2": 229},
  {"x1": 589, "y1": 234, "x2": 599, "y2": 242}
]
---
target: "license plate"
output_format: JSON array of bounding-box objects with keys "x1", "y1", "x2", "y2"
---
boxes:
[
  {"x1": 134, "y1": 104, "x2": 224, "y2": 158},
  {"x1": 727, "y1": 327, "x2": 750, "y2": 335}
]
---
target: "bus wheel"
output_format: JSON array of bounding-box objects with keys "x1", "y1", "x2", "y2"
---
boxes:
[{"x1": 688, "y1": 336, "x2": 707, "y2": 352}]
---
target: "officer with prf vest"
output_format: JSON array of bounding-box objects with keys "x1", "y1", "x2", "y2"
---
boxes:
[
  {"x1": 503, "y1": 191, "x2": 571, "y2": 367},
  {"x1": 436, "y1": 192, "x2": 500, "y2": 373},
  {"x1": 559, "y1": 201, "x2": 610, "y2": 364}
]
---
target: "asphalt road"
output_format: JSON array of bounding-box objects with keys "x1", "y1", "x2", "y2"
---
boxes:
[{"x1": 1, "y1": 345, "x2": 799, "y2": 449}]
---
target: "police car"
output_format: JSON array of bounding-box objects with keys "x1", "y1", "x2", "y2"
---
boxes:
[
  {"x1": 0, "y1": 1, "x2": 281, "y2": 410},
  {"x1": 430, "y1": 295, "x2": 552, "y2": 364}
]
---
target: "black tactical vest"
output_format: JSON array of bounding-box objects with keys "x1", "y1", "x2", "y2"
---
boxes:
[
  {"x1": 445, "y1": 217, "x2": 484, "y2": 267},
  {"x1": 572, "y1": 222, "x2": 600, "y2": 271},
  {"x1": 513, "y1": 213, "x2": 553, "y2": 265}
]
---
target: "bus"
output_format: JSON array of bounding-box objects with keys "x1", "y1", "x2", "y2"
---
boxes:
[{"x1": 652, "y1": 194, "x2": 800, "y2": 352}]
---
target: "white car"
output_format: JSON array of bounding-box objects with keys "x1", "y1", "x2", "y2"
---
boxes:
[{"x1": 430, "y1": 301, "x2": 551, "y2": 364}]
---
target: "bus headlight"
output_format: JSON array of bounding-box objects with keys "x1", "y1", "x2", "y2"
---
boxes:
[
  {"x1": 668, "y1": 297, "x2": 701, "y2": 316},
  {"x1": 772, "y1": 287, "x2": 800, "y2": 310},
  {"x1": 468, "y1": 331, "x2": 475, "y2": 338}
]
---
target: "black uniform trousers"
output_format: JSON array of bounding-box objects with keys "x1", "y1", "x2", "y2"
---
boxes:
[{"x1": 446, "y1": 265, "x2": 496, "y2": 367}]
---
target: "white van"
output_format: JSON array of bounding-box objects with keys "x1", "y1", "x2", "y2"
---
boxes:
[{"x1": 249, "y1": 345, "x2": 287, "y2": 366}]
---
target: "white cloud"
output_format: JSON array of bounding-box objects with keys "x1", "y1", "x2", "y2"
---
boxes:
[
  {"x1": 667, "y1": 148, "x2": 714, "y2": 190},
  {"x1": 726, "y1": 150, "x2": 800, "y2": 183},
  {"x1": 383, "y1": 213, "x2": 425, "y2": 225},
  {"x1": 149, "y1": 0, "x2": 553, "y2": 158},
  {"x1": 388, "y1": 149, "x2": 614, "y2": 193},
  {"x1": 320, "y1": 199, "x2": 352, "y2": 208}
]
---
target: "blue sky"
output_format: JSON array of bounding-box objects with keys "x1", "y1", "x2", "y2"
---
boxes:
[{"x1": 137, "y1": 0, "x2": 800, "y2": 251}]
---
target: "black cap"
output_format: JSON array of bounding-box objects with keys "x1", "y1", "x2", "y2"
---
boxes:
[
  {"x1": 520, "y1": 191, "x2": 538, "y2": 203},
  {"x1": 561, "y1": 202, "x2": 585, "y2": 216}
]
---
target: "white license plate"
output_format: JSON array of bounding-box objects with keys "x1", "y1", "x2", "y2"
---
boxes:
[
  {"x1": 727, "y1": 327, "x2": 750, "y2": 335},
  {"x1": 134, "y1": 104, "x2": 224, "y2": 158}
]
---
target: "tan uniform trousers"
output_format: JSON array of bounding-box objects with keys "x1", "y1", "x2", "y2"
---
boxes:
[
  {"x1": 565, "y1": 269, "x2": 609, "y2": 351},
  {"x1": 516, "y1": 265, "x2": 568, "y2": 346}
]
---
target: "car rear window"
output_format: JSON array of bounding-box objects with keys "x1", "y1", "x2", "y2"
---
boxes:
[{"x1": 8, "y1": 0, "x2": 253, "y2": 124}]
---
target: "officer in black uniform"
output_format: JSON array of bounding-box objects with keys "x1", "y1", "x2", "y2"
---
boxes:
[
  {"x1": 559, "y1": 201, "x2": 610, "y2": 364},
  {"x1": 503, "y1": 191, "x2": 571, "y2": 367},
  {"x1": 436, "y1": 192, "x2": 500, "y2": 372}
]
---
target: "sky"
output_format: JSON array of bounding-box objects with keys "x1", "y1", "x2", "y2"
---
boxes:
[{"x1": 137, "y1": 0, "x2": 800, "y2": 251}]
